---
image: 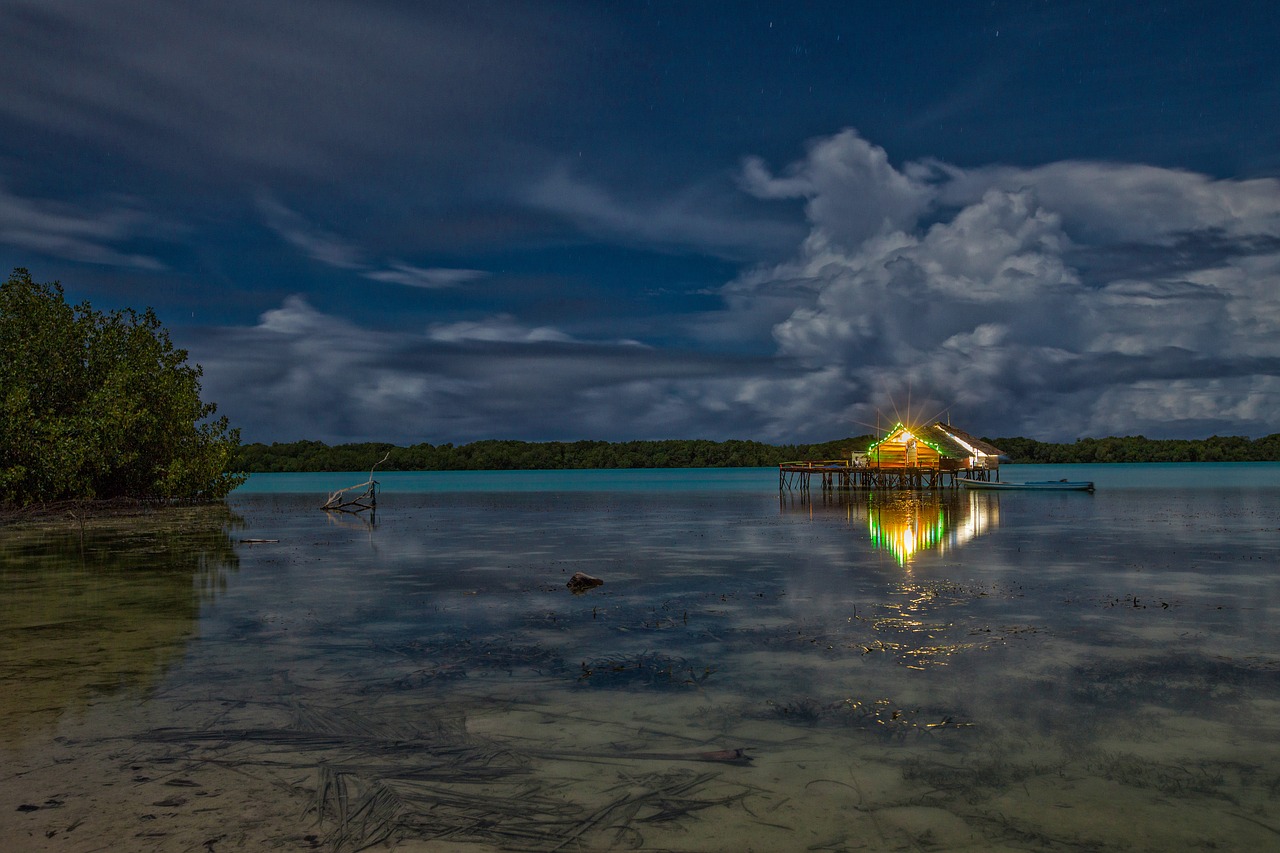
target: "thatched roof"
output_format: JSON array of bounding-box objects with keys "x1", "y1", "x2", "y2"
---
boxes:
[
  {"x1": 919, "y1": 424, "x2": 974, "y2": 458},
  {"x1": 931, "y1": 423, "x2": 1005, "y2": 457}
]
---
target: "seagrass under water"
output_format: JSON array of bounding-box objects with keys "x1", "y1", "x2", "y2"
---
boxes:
[{"x1": 2, "y1": 473, "x2": 1280, "y2": 851}]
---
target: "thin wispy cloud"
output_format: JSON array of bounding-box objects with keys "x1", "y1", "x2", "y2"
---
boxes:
[
  {"x1": 525, "y1": 166, "x2": 804, "y2": 259},
  {"x1": 364, "y1": 263, "x2": 488, "y2": 289},
  {"x1": 257, "y1": 196, "x2": 363, "y2": 270},
  {"x1": 0, "y1": 0, "x2": 566, "y2": 179},
  {"x1": 259, "y1": 197, "x2": 488, "y2": 289},
  {"x1": 0, "y1": 183, "x2": 167, "y2": 270}
]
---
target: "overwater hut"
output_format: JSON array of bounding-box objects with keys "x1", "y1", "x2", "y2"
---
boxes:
[
  {"x1": 780, "y1": 421, "x2": 1005, "y2": 492},
  {"x1": 866, "y1": 422, "x2": 1003, "y2": 474}
]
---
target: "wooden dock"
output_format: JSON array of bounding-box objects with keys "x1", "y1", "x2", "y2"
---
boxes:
[{"x1": 778, "y1": 460, "x2": 998, "y2": 492}]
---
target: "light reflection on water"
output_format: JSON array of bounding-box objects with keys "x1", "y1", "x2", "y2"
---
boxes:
[
  {"x1": 2, "y1": 479, "x2": 1279, "y2": 851},
  {"x1": 781, "y1": 489, "x2": 1003, "y2": 565}
]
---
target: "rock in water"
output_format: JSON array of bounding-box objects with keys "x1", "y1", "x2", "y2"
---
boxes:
[{"x1": 567, "y1": 572, "x2": 604, "y2": 594}]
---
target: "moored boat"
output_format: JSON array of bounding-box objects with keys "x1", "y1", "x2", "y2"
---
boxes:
[{"x1": 958, "y1": 477, "x2": 1095, "y2": 492}]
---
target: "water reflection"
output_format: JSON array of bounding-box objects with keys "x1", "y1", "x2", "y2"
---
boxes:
[
  {"x1": 781, "y1": 489, "x2": 1001, "y2": 564},
  {"x1": 323, "y1": 506, "x2": 378, "y2": 539},
  {"x1": 4, "y1": 485, "x2": 1279, "y2": 851},
  {"x1": 0, "y1": 506, "x2": 240, "y2": 743}
]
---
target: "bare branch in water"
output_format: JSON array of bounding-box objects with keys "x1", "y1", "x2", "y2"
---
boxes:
[{"x1": 321, "y1": 452, "x2": 389, "y2": 513}]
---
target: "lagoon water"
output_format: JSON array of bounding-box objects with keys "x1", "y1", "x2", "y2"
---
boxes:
[{"x1": 2, "y1": 464, "x2": 1279, "y2": 851}]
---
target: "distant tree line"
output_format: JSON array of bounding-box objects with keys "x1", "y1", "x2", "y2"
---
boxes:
[
  {"x1": 232, "y1": 437, "x2": 875, "y2": 472},
  {"x1": 233, "y1": 432, "x2": 1280, "y2": 472},
  {"x1": 992, "y1": 434, "x2": 1280, "y2": 464}
]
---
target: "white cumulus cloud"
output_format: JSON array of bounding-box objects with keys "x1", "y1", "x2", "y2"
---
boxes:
[{"x1": 717, "y1": 129, "x2": 1280, "y2": 440}]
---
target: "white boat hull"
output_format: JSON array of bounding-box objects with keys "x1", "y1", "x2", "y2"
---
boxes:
[{"x1": 958, "y1": 477, "x2": 1095, "y2": 492}]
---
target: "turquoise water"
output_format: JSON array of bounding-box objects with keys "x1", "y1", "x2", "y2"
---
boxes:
[
  {"x1": 234, "y1": 466, "x2": 780, "y2": 493},
  {"x1": 1002, "y1": 461, "x2": 1280, "y2": 488},
  {"x1": 233, "y1": 461, "x2": 1280, "y2": 494},
  {"x1": 3, "y1": 464, "x2": 1280, "y2": 851}
]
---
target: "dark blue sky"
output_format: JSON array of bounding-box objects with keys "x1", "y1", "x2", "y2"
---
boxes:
[{"x1": 3, "y1": 1, "x2": 1279, "y2": 443}]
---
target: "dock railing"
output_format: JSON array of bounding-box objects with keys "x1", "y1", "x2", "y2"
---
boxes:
[{"x1": 777, "y1": 459, "x2": 853, "y2": 471}]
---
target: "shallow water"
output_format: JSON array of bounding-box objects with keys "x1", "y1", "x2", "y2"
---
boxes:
[{"x1": 3, "y1": 469, "x2": 1280, "y2": 851}]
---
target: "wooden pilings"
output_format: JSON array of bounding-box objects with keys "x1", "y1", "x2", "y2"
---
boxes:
[{"x1": 778, "y1": 462, "x2": 997, "y2": 493}]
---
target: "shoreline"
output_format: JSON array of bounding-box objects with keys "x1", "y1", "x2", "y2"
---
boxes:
[{"x1": 0, "y1": 497, "x2": 216, "y2": 527}]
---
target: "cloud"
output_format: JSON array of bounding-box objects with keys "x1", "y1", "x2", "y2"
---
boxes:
[
  {"x1": 363, "y1": 263, "x2": 488, "y2": 290},
  {"x1": 716, "y1": 129, "x2": 1280, "y2": 440},
  {"x1": 196, "y1": 129, "x2": 1280, "y2": 444},
  {"x1": 524, "y1": 167, "x2": 804, "y2": 259},
  {"x1": 258, "y1": 197, "x2": 363, "y2": 269},
  {"x1": 426, "y1": 315, "x2": 575, "y2": 345},
  {"x1": 740, "y1": 129, "x2": 934, "y2": 251},
  {"x1": 935, "y1": 160, "x2": 1280, "y2": 245},
  {"x1": 191, "y1": 298, "x2": 749, "y2": 444},
  {"x1": 255, "y1": 295, "x2": 337, "y2": 335},
  {"x1": 259, "y1": 197, "x2": 488, "y2": 289},
  {"x1": 426, "y1": 314, "x2": 647, "y2": 347},
  {"x1": 0, "y1": 182, "x2": 168, "y2": 270},
  {"x1": 0, "y1": 1, "x2": 565, "y2": 179}
]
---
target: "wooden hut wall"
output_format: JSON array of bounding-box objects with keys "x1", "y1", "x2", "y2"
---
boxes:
[
  {"x1": 916, "y1": 444, "x2": 942, "y2": 468},
  {"x1": 870, "y1": 438, "x2": 942, "y2": 469}
]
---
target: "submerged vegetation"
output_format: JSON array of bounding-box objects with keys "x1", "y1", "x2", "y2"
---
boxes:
[
  {"x1": 135, "y1": 698, "x2": 766, "y2": 852},
  {"x1": 0, "y1": 504, "x2": 240, "y2": 739},
  {"x1": 0, "y1": 268, "x2": 245, "y2": 506},
  {"x1": 233, "y1": 432, "x2": 1280, "y2": 472}
]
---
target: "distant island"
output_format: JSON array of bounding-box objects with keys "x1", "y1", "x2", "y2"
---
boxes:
[{"x1": 233, "y1": 433, "x2": 1280, "y2": 472}]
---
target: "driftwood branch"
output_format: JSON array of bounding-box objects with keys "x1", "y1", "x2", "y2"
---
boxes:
[{"x1": 321, "y1": 452, "x2": 390, "y2": 513}]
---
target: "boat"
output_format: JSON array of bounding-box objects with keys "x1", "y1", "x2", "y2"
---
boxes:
[{"x1": 958, "y1": 477, "x2": 1095, "y2": 492}]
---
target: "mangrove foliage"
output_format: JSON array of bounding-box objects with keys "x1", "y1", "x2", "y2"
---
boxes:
[{"x1": 0, "y1": 268, "x2": 246, "y2": 505}]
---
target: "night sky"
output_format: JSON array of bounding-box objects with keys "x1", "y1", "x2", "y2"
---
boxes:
[{"x1": 3, "y1": 1, "x2": 1279, "y2": 444}]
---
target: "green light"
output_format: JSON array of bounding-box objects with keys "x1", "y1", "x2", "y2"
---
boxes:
[{"x1": 865, "y1": 500, "x2": 948, "y2": 566}]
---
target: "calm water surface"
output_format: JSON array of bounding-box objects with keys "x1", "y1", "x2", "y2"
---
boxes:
[{"x1": 2, "y1": 465, "x2": 1279, "y2": 851}]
